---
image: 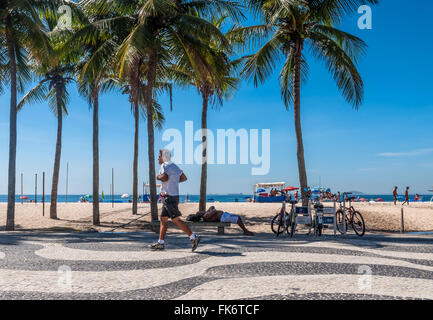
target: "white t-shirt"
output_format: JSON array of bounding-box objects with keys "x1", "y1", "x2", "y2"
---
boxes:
[{"x1": 159, "y1": 162, "x2": 183, "y2": 196}]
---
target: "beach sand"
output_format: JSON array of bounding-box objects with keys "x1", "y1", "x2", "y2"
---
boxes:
[{"x1": 1, "y1": 201, "x2": 433, "y2": 235}]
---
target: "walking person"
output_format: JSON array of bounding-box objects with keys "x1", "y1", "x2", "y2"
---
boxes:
[
  {"x1": 402, "y1": 186, "x2": 410, "y2": 205},
  {"x1": 393, "y1": 186, "x2": 398, "y2": 205},
  {"x1": 151, "y1": 149, "x2": 201, "y2": 251}
]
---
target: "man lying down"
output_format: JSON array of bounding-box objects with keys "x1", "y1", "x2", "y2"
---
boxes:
[{"x1": 196, "y1": 206, "x2": 254, "y2": 236}]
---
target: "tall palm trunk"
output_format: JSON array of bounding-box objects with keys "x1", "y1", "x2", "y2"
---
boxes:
[
  {"x1": 6, "y1": 22, "x2": 17, "y2": 231},
  {"x1": 132, "y1": 98, "x2": 139, "y2": 215},
  {"x1": 199, "y1": 90, "x2": 209, "y2": 212},
  {"x1": 50, "y1": 84, "x2": 63, "y2": 219},
  {"x1": 293, "y1": 39, "x2": 308, "y2": 206},
  {"x1": 146, "y1": 52, "x2": 158, "y2": 221},
  {"x1": 130, "y1": 57, "x2": 141, "y2": 215},
  {"x1": 92, "y1": 88, "x2": 100, "y2": 225}
]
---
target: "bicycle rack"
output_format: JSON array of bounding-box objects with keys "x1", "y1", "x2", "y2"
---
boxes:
[
  {"x1": 294, "y1": 203, "x2": 312, "y2": 235},
  {"x1": 320, "y1": 201, "x2": 337, "y2": 235},
  {"x1": 292, "y1": 201, "x2": 338, "y2": 236}
]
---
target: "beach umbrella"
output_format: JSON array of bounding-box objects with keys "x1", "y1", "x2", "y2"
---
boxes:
[
  {"x1": 121, "y1": 194, "x2": 129, "y2": 198},
  {"x1": 101, "y1": 191, "x2": 104, "y2": 200},
  {"x1": 84, "y1": 194, "x2": 92, "y2": 198},
  {"x1": 283, "y1": 186, "x2": 299, "y2": 192},
  {"x1": 256, "y1": 188, "x2": 266, "y2": 193}
]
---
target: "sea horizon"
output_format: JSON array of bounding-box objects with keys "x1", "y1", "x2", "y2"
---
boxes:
[{"x1": 2, "y1": 193, "x2": 432, "y2": 203}]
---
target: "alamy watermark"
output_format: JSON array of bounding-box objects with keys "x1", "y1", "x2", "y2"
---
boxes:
[
  {"x1": 357, "y1": 265, "x2": 372, "y2": 291},
  {"x1": 162, "y1": 121, "x2": 270, "y2": 175},
  {"x1": 55, "y1": 5, "x2": 72, "y2": 31},
  {"x1": 57, "y1": 265, "x2": 73, "y2": 292},
  {"x1": 358, "y1": 5, "x2": 373, "y2": 30}
]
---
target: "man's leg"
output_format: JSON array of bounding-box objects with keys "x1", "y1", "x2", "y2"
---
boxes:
[
  {"x1": 172, "y1": 217, "x2": 201, "y2": 251},
  {"x1": 237, "y1": 217, "x2": 254, "y2": 236},
  {"x1": 151, "y1": 201, "x2": 168, "y2": 250},
  {"x1": 159, "y1": 217, "x2": 169, "y2": 240},
  {"x1": 172, "y1": 217, "x2": 192, "y2": 236}
]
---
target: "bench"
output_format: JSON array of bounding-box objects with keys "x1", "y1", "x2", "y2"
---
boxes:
[{"x1": 150, "y1": 220, "x2": 231, "y2": 235}]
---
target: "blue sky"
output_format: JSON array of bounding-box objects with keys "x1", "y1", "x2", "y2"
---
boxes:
[{"x1": 1, "y1": 0, "x2": 432, "y2": 195}]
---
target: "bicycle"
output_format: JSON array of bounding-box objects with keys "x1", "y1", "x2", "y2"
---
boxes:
[
  {"x1": 271, "y1": 193, "x2": 298, "y2": 237},
  {"x1": 336, "y1": 192, "x2": 365, "y2": 236}
]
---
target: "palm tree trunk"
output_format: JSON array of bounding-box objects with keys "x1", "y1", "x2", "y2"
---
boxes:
[
  {"x1": 50, "y1": 86, "x2": 63, "y2": 219},
  {"x1": 146, "y1": 52, "x2": 158, "y2": 221},
  {"x1": 92, "y1": 88, "x2": 100, "y2": 225},
  {"x1": 132, "y1": 97, "x2": 139, "y2": 215},
  {"x1": 6, "y1": 23, "x2": 17, "y2": 231},
  {"x1": 129, "y1": 56, "x2": 141, "y2": 215},
  {"x1": 293, "y1": 40, "x2": 309, "y2": 206},
  {"x1": 199, "y1": 91, "x2": 209, "y2": 212}
]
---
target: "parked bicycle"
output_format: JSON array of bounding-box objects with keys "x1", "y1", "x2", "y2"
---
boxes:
[
  {"x1": 336, "y1": 192, "x2": 365, "y2": 236},
  {"x1": 271, "y1": 193, "x2": 298, "y2": 237}
]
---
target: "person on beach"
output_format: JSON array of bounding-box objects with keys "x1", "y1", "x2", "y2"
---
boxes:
[
  {"x1": 197, "y1": 206, "x2": 254, "y2": 236},
  {"x1": 151, "y1": 149, "x2": 201, "y2": 251},
  {"x1": 393, "y1": 186, "x2": 398, "y2": 205},
  {"x1": 402, "y1": 187, "x2": 410, "y2": 205},
  {"x1": 414, "y1": 194, "x2": 420, "y2": 202}
]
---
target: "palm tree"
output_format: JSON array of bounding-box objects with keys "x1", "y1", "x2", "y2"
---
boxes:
[
  {"x1": 71, "y1": 2, "x2": 121, "y2": 225},
  {"x1": 92, "y1": 0, "x2": 242, "y2": 220},
  {"x1": 18, "y1": 63, "x2": 75, "y2": 219},
  {"x1": 0, "y1": 0, "x2": 54, "y2": 230},
  {"x1": 238, "y1": 0, "x2": 377, "y2": 205},
  {"x1": 172, "y1": 16, "x2": 239, "y2": 212},
  {"x1": 101, "y1": 73, "x2": 168, "y2": 217}
]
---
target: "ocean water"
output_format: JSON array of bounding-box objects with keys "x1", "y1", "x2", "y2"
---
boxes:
[{"x1": 0, "y1": 194, "x2": 432, "y2": 203}]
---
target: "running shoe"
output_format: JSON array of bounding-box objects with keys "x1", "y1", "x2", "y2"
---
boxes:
[
  {"x1": 150, "y1": 242, "x2": 165, "y2": 251},
  {"x1": 190, "y1": 235, "x2": 201, "y2": 252}
]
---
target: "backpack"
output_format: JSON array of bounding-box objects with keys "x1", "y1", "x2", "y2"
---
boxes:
[{"x1": 186, "y1": 213, "x2": 202, "y2": 222}]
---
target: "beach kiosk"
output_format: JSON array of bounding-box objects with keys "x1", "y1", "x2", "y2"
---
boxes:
[{"x1": 253, "y1": 182, "x2": 286, "y2": 203}]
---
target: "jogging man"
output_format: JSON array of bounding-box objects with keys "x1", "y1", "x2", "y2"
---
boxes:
[{"x1": 151, "y1": 149, "x2": 200, "y2": 251}]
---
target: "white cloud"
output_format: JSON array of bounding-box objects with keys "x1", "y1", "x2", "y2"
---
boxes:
[{"x1": 378, "y1": 148, "x2": 433, "y2": 157}]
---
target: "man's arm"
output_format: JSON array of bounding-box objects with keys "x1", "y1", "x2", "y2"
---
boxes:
[
  {"x1": 157, "y1": 173, "x2": 168, "y2": 182},
  {"x1": 179, "y1": 173, "x2": 187, "y2": 183}
]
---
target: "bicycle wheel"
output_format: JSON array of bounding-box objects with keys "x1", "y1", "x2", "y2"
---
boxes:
[
  {"x1": 336, "y1": 209, "x2": 348, "y2": 234},
  {"x1": 351, "y1": 211, "x2": 365, "y2": 237},
  {"x1": 271, "y1": 213, "x2": 285, "y2": 236}
]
